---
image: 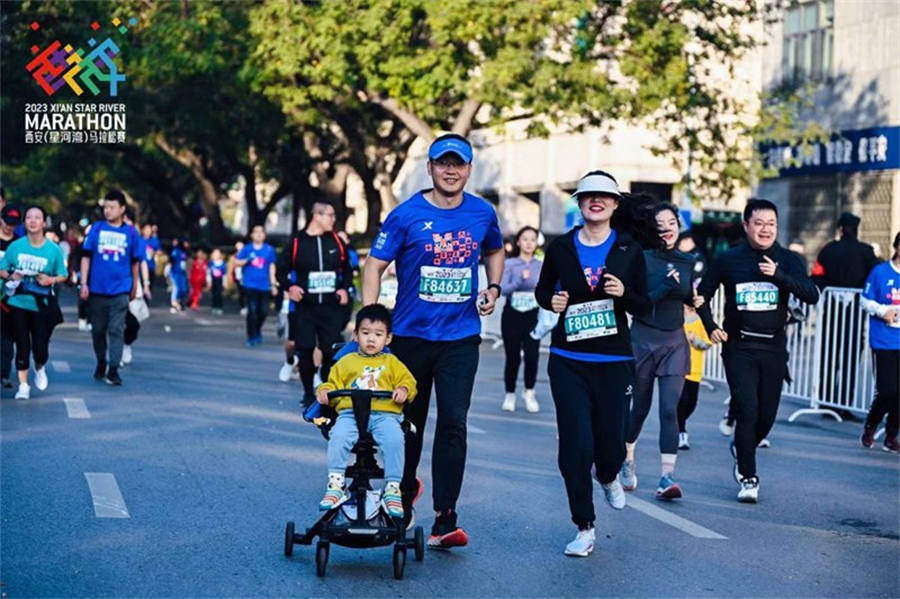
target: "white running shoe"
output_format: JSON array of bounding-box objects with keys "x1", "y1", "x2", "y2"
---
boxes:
[
  {"x1": 501, "y1": 393, "x2": 516, "y2": 412},
  {"x1": 737, "y1": 476, "x2": 759, "y2": 503},
  {"x1": 678, "y1": 432, "x2": 690, "y2": 450},
  {"x1": 719, "y1": 416, "x2": 734, "y2": 436},
  {"x1": 564, "y1": 527, "x2": 595, "y2": 557},
  {"x1": 601, "y1": 478, "x2": 626, "y2": 510},
  {"x1": 34, "y1": 367, "x2": 48, "y2": 391},
  {"x1": 15, "y1": 383, "x2": 30, "y2": 400},
  {"x1": 757, "y1": 438, "x2": 771, "y2": 448},
  {"x1": 78, "y1": 318, "x2": 90, "y2": 331},
  {"x1": 122, "y1": 345, "x2": 133, "y2": 365},
  {"x1": 278, "y1": 357, "x2": 296, "y2": 383},
  {"x1": 522, "y1": 389, "x2": 540, "y2": 413}
]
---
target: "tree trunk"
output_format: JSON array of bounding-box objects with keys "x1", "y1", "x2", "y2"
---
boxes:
[{"x1": 154, "y1": 134, "x2": 228, "y2": 242}]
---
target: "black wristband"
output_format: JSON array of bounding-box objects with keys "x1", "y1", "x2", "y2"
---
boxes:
[{"x1": 487, "y1": 283, "x2": 502, "y2": 295}]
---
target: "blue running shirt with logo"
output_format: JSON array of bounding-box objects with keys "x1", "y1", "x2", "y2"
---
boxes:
[
  {"x1": 83, "y1": 222, "x2": 141, "y2": 295},
  {"x1": 863, "y1": 260, "x2": 900, "y2": 350},
  {"x1": 369, "y1": 191, "x2": 503, "y2": 341},
  {"x1": 237, "y1": 242, "x2": 276, "y2": 291},
  {"x1": 552, "y1": 229, "x2": 631, "y2": 363}
]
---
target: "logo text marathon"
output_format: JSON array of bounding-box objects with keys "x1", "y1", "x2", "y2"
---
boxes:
[{"x1": 25, "y1": 103, "x2": 126, "y2": 144}]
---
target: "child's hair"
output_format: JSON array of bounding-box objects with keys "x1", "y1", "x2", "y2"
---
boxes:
[{"x1": 355, "y1": 304, "x2": 392, "y2": 333}]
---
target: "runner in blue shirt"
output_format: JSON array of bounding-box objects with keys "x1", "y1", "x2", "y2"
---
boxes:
[
  {"x1": 140, "y1": 223, "x2": 159, "y2": 289},
  {"x1": 234, "y1": 224, "x2": 279, "y2": 346},
  {"x1": 860, "y1": 231, "x2": 900, "y2": 453},
  {"x1": 362, "y1": 133, "x2": 504, "y2": 549},
  {"x1": 169, "y1": 238, "x2": 189, "y2": 312},
  {"x1": 79, "y1": 190, "x2": 142, "y2": 386}
]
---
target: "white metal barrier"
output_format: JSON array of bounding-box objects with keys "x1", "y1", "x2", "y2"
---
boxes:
[{"x1": 701, "y1": 286, "x2": 877, "y2": 423}]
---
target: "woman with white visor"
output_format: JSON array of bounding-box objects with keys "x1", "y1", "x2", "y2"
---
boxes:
[{"x1": 535, "y1": 170, "x2": 651, "y2": 557}]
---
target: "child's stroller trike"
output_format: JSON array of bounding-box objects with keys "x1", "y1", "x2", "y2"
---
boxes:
[{"x1": 284, "y1": 388, "x2": 424, "y2": 579}]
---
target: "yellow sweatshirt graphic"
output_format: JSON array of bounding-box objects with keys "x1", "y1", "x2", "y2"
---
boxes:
[{"x1": 317, "y1": 352, "x2": 417, "y2": 414}]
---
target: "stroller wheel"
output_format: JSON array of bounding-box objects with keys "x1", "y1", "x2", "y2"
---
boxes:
[
  {"x1": 316, "y1": 541, "x2": 329, "y2": 577},
  {"x1": 413, "y1": 526, "x2": 424, "y2": 562},
  {"x1": 284, "y1": 521, "x2": 295, "y2": 557},
  {"x1": 392, "y1": 542, "x2": 406, "y2": 580}
]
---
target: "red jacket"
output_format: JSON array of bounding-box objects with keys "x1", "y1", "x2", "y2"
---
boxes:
[{"x1": 190, "y1": 259, "x2": 208, "y2": 287}]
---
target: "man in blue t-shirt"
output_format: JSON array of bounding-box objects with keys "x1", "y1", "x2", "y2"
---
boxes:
[
  {"x1": 140, "y1": 222, "x2": 160, "y2": 289},
  {"x1": 79, "y1": 190, "x2": 142, "y2": 385},
  {"x1": 362, "y1": 133, "x2": 504, "y2": 549},
  {"x1": 234, "y1": 224, "x2": 278, "y2": 346}
]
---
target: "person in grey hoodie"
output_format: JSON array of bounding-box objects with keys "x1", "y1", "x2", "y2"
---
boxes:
[{"x1": 500, "y1": 226, "x2": 543, "y2": 413}]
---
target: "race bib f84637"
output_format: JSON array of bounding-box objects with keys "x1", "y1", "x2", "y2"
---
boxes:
[{"x1": 418, "y1": 266, "x2": 472, "y2": 303}]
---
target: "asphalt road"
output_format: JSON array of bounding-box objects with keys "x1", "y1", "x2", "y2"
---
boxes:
[{"x1": 2, "y1": 294, "x2": 898, "y2": 598}]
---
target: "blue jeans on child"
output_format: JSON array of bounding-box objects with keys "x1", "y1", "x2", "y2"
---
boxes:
[{"x1": 328, "y1": 410, "x2": 404, "y2": 481}]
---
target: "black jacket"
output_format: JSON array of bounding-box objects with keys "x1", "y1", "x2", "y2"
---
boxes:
[
  {"x1": 277, "y1": 230, "x2": 352, "y2": 306},
  {"x1": 635, "y1": 248, "x2": 697, "y2": 331},
  {"x1": 812, "y1": 236, "x2": 879, "y2": 289},
  {"x1": 697, "y1": 240, "x2": 819, "y2": 351},
  {"x1": 535, "y1": 227, "x2": 650, "y2": 358}
]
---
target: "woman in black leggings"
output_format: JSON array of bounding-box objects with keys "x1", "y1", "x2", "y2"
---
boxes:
[
  {"x1": 621, "y1": 202, "x2": 704, "y2": 500},
  {"x1": 500, "y1": 226, "x2": 542, "y2": 413},
  {"x1": 0, "y1": 206, "x2": 67, "y2": 400},
  {"x1": 536, "y1": 171, "x2": 651, "y2": 557}
]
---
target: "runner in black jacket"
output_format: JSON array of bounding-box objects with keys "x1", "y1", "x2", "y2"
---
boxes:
[
  {"x1": 535, "y1": 170, "x2": 651, "y2": 558},
  {"x1": 697, "y1": 198, "x2": 818, "y2": 503},
  {"x1": 277, "y1": 200, "x2": 352, "y2": 406}
]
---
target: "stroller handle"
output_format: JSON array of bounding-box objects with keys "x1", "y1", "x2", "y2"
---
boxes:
[{"x1": 326, "y1": 389, "x2": 394, "y2": 400}]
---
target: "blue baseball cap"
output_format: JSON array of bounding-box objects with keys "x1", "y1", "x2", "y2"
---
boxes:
[{"x1": 428, "y1": 135, "x2": 473, "y2": 164}]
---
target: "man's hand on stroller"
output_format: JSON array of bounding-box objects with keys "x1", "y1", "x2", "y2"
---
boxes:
[
  {"x1": 392, "y1": 386, "x2": 409, "y2": 405},
  {"x1": 316, "y1": 388, "x2": 330, "y2": 405}
]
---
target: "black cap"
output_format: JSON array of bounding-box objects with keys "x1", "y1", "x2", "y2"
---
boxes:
[
  {"x1": 1, "y1": 204, "x2": 22, "y2": 227},
  {"x1": 838, "y1": 212, "x2": 860, "y2": 229}
]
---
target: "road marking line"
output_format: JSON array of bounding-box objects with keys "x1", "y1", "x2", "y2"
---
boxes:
[
  {"x1": 64, "y1": 398, "x2": 91, "y2": 419},
  {"x1": 84, "y1": 473, "x2": 130, "y2": 518},
  {"x1": 51, "y1": 360, "x2": 71, "y2": 373},
  {"x1": 196, "y1": 318, "x2": 212, "y2": 326},
  {"x1": 63, "y1": 397, "x2": 91, "y2": 418},
  {"x1": 625, "y1": 495, "x2": 727, "y2": 539}
]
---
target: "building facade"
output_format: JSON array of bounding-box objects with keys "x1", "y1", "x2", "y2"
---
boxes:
[{"x1": 757, "y1": 0, "x2": 900, "y2": 260}]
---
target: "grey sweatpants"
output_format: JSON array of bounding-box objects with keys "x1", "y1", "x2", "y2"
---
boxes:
[{"x1": 89, "y1": 293, "x2": 129, "y2": 367}]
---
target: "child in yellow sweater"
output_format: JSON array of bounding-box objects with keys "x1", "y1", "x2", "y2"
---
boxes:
[
  {"x1": 315, "y1": 304, "x2": 417, "y2": 518},
  {"x1": 677, "y1": 305, "x2": 711, "y2": 450}
]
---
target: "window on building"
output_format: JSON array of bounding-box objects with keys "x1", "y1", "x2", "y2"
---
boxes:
[{"x1": 783, "y1": 0, "x2": 834, "y2": 83}]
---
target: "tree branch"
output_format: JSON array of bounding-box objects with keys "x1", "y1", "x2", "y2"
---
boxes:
[
  {"x1": 451, "y1": 99, "x2": 481, "y2": 135},
  {"x1": 364, "y1": 91, "x2": 434, "y2": 142}
]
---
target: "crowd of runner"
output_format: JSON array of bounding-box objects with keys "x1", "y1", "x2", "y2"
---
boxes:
[{"x1": 1, "y1": 131, "x2": 897, "y2": 557}]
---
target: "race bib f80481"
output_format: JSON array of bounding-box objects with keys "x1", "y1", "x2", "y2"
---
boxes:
[
  {"x1": 418, "y1": 266, "x2": 472, "y2": 303},
  {"x1": 564, "y1": 299, "x2": 617, "y2": 341},
  {"x1": 736, "y1": 282, "x2": 779, "y2": 312}
]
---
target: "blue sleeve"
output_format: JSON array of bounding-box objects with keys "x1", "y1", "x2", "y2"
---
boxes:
[
  {"x1": 267, "y1": 244, "x2": 277, "y2": 264},
  {"x1": 483, "y1": 208, "x2": 503, "y2": 251},
  {"x1": 82, "y1": 224, "x2": 99, "y2": 252},
  {"x1": 862, "y1": 267, "x2": 879, "y2": 302},
  {"x1": 237, "y1": 245, "x2": 249, "y2": 260},
  {"x1": 369, "y1": 208, "x2": 406, "y2": 262}
]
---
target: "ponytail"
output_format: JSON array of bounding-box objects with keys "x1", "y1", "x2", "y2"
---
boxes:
[{"x1": 611, "y1": 192, "x2": 666, "y2": 250}]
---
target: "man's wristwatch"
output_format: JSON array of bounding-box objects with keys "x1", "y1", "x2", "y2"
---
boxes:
[{"x1": 487, "y1": 283, "x2": 502, "y2": 296}]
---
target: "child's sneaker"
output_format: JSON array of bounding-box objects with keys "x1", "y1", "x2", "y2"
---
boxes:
[
  {"x1": 319, "y1": 473, "x2": 345, "y2": 511},
  {"x1": 383, "y1": 481, "x2": 403, "y2": 519}
]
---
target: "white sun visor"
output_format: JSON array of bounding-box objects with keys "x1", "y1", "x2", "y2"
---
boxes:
[{"x1": 570, "y1": 173, "x2": 622, "y2": 200}]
